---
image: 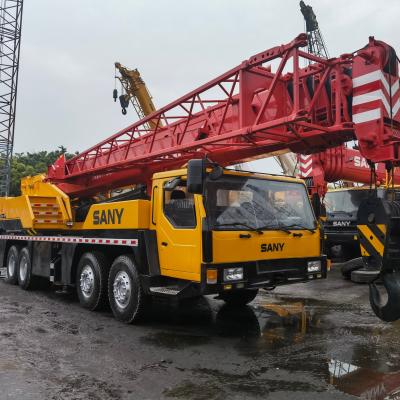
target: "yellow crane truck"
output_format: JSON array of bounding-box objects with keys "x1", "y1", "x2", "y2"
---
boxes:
[{"x1": 0, "y1": 164, "x2": 325, "y2": 323}]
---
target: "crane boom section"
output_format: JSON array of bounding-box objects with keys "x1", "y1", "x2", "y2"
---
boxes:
[{"x1": 48, "y1": 34, "x2": 399, "y2": 197}]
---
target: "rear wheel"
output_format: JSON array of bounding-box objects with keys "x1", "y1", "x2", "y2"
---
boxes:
[
  {"x1": 18, "y1": 247, "x2": 37, "y2": 290},
  {"x1": 108, "y1": 255, "x2": 147, "y2": 323},
  {"x1": 76, "y1": 252, "x2": 109, "y2": 311},
  {"x1": 219, "y1": 289, "x2": 259, "y2": 306},
  {"x1": 5, "y1": 245, "x2": 19, "y2": 285}
]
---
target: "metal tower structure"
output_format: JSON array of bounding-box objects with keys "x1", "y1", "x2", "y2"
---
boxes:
[
  {"x1": 300, "y1": 1, "x2": 329, "y2": 59},
  {"x1": 0, "y1": 0, "x2": 23, "y2": 196}
]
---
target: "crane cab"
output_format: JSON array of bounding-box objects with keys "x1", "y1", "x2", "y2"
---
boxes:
[{"x1": 149, "y1": 163, "x2": 327, "y2": 302}]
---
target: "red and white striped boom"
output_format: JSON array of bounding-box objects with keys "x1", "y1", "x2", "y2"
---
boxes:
[{"x1": 47, "y1": 34, "x2": 400, "y2": 197}]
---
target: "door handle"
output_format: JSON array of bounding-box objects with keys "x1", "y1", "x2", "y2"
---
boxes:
[
  {"x1": 161, "y1": 242, "x2": 168, "y2": 247},
  {"x1": 239, "y1": 233, "x2": 251, "y2": 239},
  {"x1": 292, "y1": 233, "x2": 303, "y2": 238}
]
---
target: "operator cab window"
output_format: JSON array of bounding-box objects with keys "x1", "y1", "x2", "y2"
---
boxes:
[{"x1": 164, "y1": 182, "x2": 196, "y2": 228}]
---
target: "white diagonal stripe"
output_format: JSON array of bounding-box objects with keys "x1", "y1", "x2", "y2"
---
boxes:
[
  {"x1": 353, "y1": 70, "x2": 399, "y2": 98},
  {"x1": 353, "y1": 70, "x2": 390, "y2": 94},
  {"x1": 301, "y1": 168, "x2": 313, "y2": 177},
  {"x1": 300, "y1": 154, "x2": 312, "y2": 161},
  {"x1": 353, "y1": 89, "x2": 391, "y2": 115},
  {"x1": 393, "y1": 98, "x2": 400, "y2": 116},
  {"x1": 353, "y1": 108, "x2": 381, "y2": 124},
  {"x1": 300, "y1": 159, "x2": 312, "y2": 169},
  {"x1": 392, "y1": 79, "x2": 399, "y2": 95}
]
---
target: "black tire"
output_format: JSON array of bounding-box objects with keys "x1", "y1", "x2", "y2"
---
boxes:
[
  {"x1": 5, "y1": 245, "x2": 19, "y2": 285},
  {"x1": 219, "y1": 289, "x2": 259, "y2": 306},
  {"x1": 108, "y1": 254, "x2": 147, "y2": 323},
  {"x1": 76, "y1": 252, "x2": 109, "y2": 311},
  {"x1": 17, "y1": 247, "x2": 38, "y2": 290},
  {"x1": 351, "y1": 268, "x2": 380, "y2": 284},
  {"x1": 340, "y1": 257, "x2": 364, "y2": 279}
]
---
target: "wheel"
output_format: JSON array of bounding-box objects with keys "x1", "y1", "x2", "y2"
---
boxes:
[
  {"x1": 351, "y1": 268, "x2": 380, "y2": 283},
  {"x1": 18, "y1": 247, "x2": 38, "y2": 290},
  {"x1": 5, "y1": 245, "x2": 19, "y2": 285},
  {"x1": 76, "y1": 252, "x2": 109, "y2": 311},
  {"x1": 108, "y1": 254, "x2": 147, "y2": 323},
  {"x1": 218, "y1": 289, "x2": 259, "y2": 306},
  {"x1": 340, "y1": 257, "x2": 364, "y2": 279}
]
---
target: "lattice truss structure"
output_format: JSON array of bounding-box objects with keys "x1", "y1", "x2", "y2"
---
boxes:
[
  {"x1": 0, "y1": 0, "x2": 23, "y2": 196},
  {"x1": 49, "y1": 34, "x2": 360, "y2": 197}
]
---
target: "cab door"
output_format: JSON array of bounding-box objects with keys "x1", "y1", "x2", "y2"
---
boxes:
[{"x1": 152, "y1": 178, "x2": 202, "y2": 282}]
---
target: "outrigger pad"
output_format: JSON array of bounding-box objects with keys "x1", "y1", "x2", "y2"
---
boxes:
[{"x1": 369, "y1": 271, "x2": 400, "y2": 322}]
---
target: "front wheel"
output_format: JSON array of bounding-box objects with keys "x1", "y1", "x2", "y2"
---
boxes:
[
  {"x1": 219, "y1": 289, "x2": 259, "y2": 306},
  {"x1": 108, "y1": 255, "x2": 147, "y2": 323}
]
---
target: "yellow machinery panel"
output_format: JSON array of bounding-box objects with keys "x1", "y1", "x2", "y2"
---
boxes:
[
  {"x1": 212, "y1": 230, "x2": 321, "y2": 264},
  {"x1": 0, "y1": 174, "x2": 72, "y2": 230},
  {"x1": 76, "y1": 200, "x2": 150, "y2": 230},
  {"x1": 0, "y1": 195, "x2": 34, "y2": 229}
]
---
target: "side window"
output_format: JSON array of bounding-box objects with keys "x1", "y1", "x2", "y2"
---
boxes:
[{"x1": 163, "y1": 184, "x2": 196, "y2": 228}]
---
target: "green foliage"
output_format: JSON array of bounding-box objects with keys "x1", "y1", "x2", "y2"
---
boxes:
[{"x1": 10, "y1": 146, "x2": 75, "y2": 196}]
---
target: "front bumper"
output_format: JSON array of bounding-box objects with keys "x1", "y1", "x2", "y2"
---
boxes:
[
  {"x1": 200, "y1": 256, "x2": 327, "y2": 295},
  {"x1": 324, "y1": 230, "x2": 358, "y2": 245}
]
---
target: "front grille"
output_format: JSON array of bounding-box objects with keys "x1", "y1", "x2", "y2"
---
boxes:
[
  {"x1": 256, "y1": 259, "x2": 307, "y2": 275},
  {"x1": 324, "y1": 224, "x2": 357, "y2": 232}
]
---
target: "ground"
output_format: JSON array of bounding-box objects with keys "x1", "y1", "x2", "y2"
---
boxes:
[{"x1": 1, "y1": 268, "x2": 400, "y2": 400}]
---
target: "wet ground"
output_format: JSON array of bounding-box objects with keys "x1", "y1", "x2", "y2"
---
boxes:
[{"x1": 1, "y1": 268, "x2": 400, "y2": 400}]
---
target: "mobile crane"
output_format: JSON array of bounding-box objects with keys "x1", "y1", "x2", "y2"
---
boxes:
[
  {"x1": 0, "y1": 33, "x2": 399, "y2": 323},
  {"x1": 301, "y1": 148, "x2": 400, "y2": 266},
  {"x1": 113, "y1": 62, "x2": 161, "y2": 130}
]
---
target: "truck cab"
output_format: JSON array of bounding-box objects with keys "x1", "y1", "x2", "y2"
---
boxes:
[{"x1": 150, "y1": 163, "x2": 327, "y2": 304}]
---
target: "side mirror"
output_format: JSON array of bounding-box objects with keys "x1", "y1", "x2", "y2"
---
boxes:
[
  {"x1": 187, "y1": 159, "x2": 205, "y2": 194},
  {"x1": 311, "y1": 193, "x2": 324, "y2": 220}
]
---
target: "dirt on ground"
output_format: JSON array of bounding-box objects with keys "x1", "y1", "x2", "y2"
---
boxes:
[{"x1": 1, "y1": 267, "x2": 399, "y2": 400}]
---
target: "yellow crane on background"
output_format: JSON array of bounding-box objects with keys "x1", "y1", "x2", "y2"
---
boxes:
[{"x1": 113, "y1": 62, "x2": 162, "y2": 130}]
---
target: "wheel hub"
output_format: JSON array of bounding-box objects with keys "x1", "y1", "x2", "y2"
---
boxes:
[
  {"x1": 19, "y1": 256, "x2": 28, "y2": 282},
  {"x1": 80, "y1": 265, "x2": 95, "y2": 298},
  {"x1": 8, "y1": 253, "x2": 16, "y2": 277},
  {"x1": 113, "y1": 271, "x2": 131, "y2": 309}
]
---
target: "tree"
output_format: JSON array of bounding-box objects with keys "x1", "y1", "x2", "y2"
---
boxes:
[{"x1": 10, "y1": 146, "x2": 75, "y2": 196}]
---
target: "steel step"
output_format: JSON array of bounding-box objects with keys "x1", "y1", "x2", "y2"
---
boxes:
[
  {"x1": 0, "y1": 267, "x2": 5, "y2": 279},
  {"x1": 149, "y1": 286, "x2": 181, "y2": 295}
]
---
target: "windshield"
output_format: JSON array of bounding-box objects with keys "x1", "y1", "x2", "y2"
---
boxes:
[
  {"x1": 205, "y1": 175, "x2": 316, "y2": 231},
  {"x1": 324, "y1": 189, "x2": 384, "y2": 214}
]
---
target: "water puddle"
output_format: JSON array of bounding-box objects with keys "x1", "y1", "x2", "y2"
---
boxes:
[{"x1": 142, "y1": 295, "x2": 400, "y2": 397}]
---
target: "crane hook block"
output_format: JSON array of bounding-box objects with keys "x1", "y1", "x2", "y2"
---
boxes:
[
  {"x1": 369, "y1": 271, "x2": 400, "y2": 322},
  {"x1": 113, "y1": 89, "x2": 118, "y2": 102},
  {"x1": 119, "y1": 94, "x2": 129, "y2": 109}
]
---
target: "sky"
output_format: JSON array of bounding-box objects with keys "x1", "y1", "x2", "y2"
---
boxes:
[{"x1": 15, "y1": 0, "x2": 400, "y2": 174}]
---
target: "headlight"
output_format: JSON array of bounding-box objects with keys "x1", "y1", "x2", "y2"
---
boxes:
[
  {"x1": 224, "y1": 267, "x2": 243, "y2": 282},
  {"x1": 307, "y1": 260, "x2": 321, "y2": 273}
]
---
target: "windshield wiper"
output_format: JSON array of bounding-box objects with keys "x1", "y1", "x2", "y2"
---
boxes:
[
  {"x1": 283, "y1": 223, "x2": 316, "y2": 233},
  {"x1": 256, "y1": 224, "x2": 292, "y2": 234},
  {"x1": 214, "y1": 222, "x2": 263, "y2": 234}
]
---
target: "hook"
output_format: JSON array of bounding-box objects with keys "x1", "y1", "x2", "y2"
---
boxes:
[
  {"x1": 369, "y1": 270, "x2": 400, "y2": 322},
  {"x1": 121, "y1": 107, "x2": 127, "y2": 115}
]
